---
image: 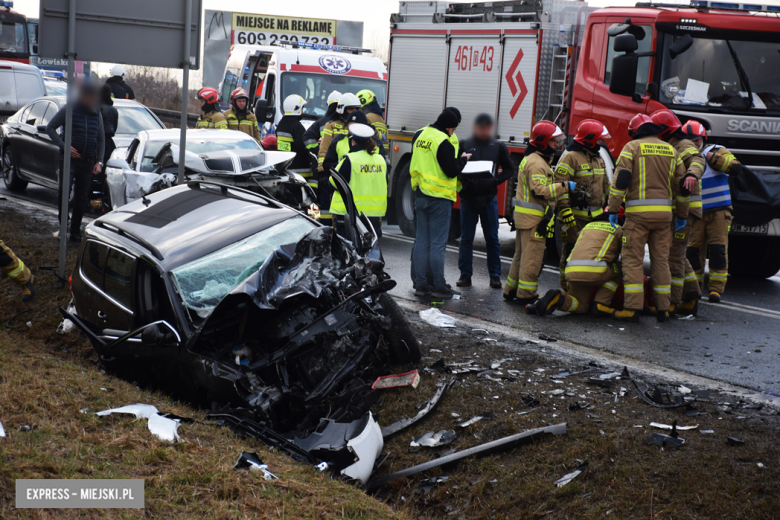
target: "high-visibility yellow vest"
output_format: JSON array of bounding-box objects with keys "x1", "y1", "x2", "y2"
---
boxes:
[
  {"x1": 449, "y1": 132, "x2": 459, "y2": 152},
  {"x1": 330, "y1": 150, "x2": 387, "y2": 216},
  {"x1": 410, "y1": 126, "x2": 460, "y2": 202}
]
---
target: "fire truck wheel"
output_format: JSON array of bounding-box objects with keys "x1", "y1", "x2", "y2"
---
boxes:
[
  {"x1": 394, "y1": 159, "x2": 416, "y2": 237},
  {"x1": 728, "y1": 235, "x2": 780, "y2": 279}
]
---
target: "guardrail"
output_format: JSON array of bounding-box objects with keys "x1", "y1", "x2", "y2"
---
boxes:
[{"x1": 150, "y1": 108, "x2": 199, "y2": 128}]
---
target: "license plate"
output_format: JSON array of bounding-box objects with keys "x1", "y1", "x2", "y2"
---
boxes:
[{"x1": 731, "y1": 223, "x2": 769, "y2": 235}]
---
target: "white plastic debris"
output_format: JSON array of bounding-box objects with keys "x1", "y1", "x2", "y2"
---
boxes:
[
  {"x1": 419, "y1": 308, "x2": 457, "y2": 328},
  {"x1": 757, "y1": 462, "x2": 764, "y2": 468},
  {"x1": 96, "y1": 404, "x2": 182, "y2": 443},
  {"x1": 549, "y1": 389, "x2": 565, "y2": 396},
  {"x1": 701, "y1": 430, "x2": 715, "y2": 434},
  {"x1": 341, "y1": 412, "x2": 384, "y2": 484},
  {"x1": 679, "y1": 385, "x2": 692, "y2": 395},
  {"x1": 555, "y1": 463, "x2": 588, "y2": 487},
  {"x1": 96, "y1": 404, "x2": 159, "y2": 419},
  {"x1": 650, "y1": 422, "x2": 698, "y2": 431},
  {"x1": 0, "y1": 421, "x2": 5, "y2": 438}
]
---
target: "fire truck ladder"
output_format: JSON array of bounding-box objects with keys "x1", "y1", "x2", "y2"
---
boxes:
[{"x1": 547, "y1": 44, "x2": 572, "y2": 128}]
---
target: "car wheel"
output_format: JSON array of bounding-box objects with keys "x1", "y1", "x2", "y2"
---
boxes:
[
  {"x1": 2, "y1": 144, "x2": 28, "y2": 192},
  {"x1": 728, "y1": 235, "x2": 780, "y2": 279},
  {"x1": 394, "y1": 160, "x2": 416, "y2": 238},
  {"x1": 377, "y1": 293, "x2": 421, "y2": 363}
]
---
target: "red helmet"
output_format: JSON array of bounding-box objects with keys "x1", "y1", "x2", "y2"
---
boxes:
[
  {"x1": 261, "y1": 134, "x2": 277, "y2": 150},
  {"x1": 197, "y1": 87, "x2": 220, "y2": 104},
  {"x1": 231, "y1": 88, "x2": 249, "y2": 104},
  {"x1": 628, "y1": 114, "x2": 652, "y2": 137},
  {"x1": 682, "y1": 120, "x2": 707, "y2": 140},
  {"x1": 650, "y1": 109, "x2": 681, "y2": 140},
  {"x1": 574, "y1": 119, "x2": 609, "y2": 148},
  {"x1": 529, "y1": 120, "x2": 564, "y2": 149}
]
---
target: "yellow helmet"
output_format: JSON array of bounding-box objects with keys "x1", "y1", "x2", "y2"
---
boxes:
[{"x1": 356, "y1": 90, "x2": 376, "y2": 107}]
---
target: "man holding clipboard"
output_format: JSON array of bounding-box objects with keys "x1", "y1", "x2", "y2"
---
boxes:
[{"x1": 457, "y1": 114, "x2": 516, "y2": 289}]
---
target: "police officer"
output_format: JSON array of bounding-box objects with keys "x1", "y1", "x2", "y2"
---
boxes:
[
  {"x1": 323, "y1": 110, "x2": 387, "y2": 174},
  {"x1": 504, "y1": 121, "x2": 569, "y2": 306},
  {"x1": 195, "y1": 87, "x2": 227, "y2": 129},
  {"x1": 685, "y1": 120, "x2": 740, "y2": 305},
  {"x1": 330, "y1": 123, "x2": 387, "y2": 239},
  {"x1": 411, "y1": 109, "x2": 470, "y2": 299},
  {"x1": 223, "y1": 88, "x2": 260, "y2": 140},
  {"x1": 607, "y1": 114, "x2": 689, "y2": 323},
  {"x1": 276, "y1": 95, "x2": 312, "y2": 178},
  {"x1": 535, "y1": 213, "x2": 622, "y2": 317},
  {"x1": 105, "y1": 65, "x2": 135, "y2": 100},
  {"x1": 651, "y1": 110, "x2": 704, "y2": 314},
  {"x1": 1, "y1": 239, "x2": 35, "y2": 301},
  {"x1": 357, "y1": 90, "x2": 388, "y2": 148},
  {"x1": 554, "y1": 119, "x2": 611, "y2": 291}
]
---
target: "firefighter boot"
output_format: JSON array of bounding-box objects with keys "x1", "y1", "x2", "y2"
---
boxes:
[
  {"x1": 596, "y1": 303, "x2": 615, "y2": 317},
  {"x1": 709, "y1": 291, "x2": 721, "y2": 303},
  {"x1": 656, "y1": 310, "x2": 669, "y2": 323},
  {"x1": 21, "y1": 275, "x2": 35, "y2": 302},
  {"x1": 676, "y1": 298, "x2": 698, "y2": 317},
  {"x1": 614, "y1": 309, "x2": 640, "y2": 323},
  {"x1": 537, "y1": 289, "x2": 564, "y2": 316}
]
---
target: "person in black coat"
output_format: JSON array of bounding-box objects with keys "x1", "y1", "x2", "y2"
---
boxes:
[
  {"x1": 457, "y1": 113, "x2": 515, "y2": 288},
  {"x1": 105, "y1": 65, "x2": 135, "y2": 100},
  {"x1": 100, "y1": 84, "x2": 119, "y2": 165}
]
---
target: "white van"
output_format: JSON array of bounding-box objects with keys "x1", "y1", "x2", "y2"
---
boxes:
[
  {"x1": 219, "y1": 42, "x2": 387, "y2": 129},
  {"x1": 0, "y1": 60, "x2": 45, "y2": 121}
]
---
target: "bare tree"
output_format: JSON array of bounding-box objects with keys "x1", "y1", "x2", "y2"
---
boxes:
[
  {"x1": 123, "y1": 65, "x2": 201, "y2": 114},
  {"x1": 367, "y1": 31, "x2": 389, "y2": 65}
]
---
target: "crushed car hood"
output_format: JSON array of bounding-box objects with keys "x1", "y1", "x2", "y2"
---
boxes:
[{"x1": 158, "y1": 143, "x2": 296, "y2": 176}]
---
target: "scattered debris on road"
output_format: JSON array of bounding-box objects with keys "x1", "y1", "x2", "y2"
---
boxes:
[
  {"x1": 372, "y1": 370, "x2": 420, "y2": 390},
  {"x1": 410, "y1": 429, "x2": 456, "y2": 448},
  {"x1": 419, "y1": 308, "x2": 457, "y2": 328},
  {"x1": 555, "y1": 461, "x2": 589, "y2": 487},
  {"x1": 233, "y1": 451, "x2": 279, "y2": 480}
]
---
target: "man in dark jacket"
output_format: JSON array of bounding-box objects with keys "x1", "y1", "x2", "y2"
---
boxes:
[
  {"x1": 47, "y1": 82, "x2": 105, "y2": 242},
  {"x1": 100, "y1": 84, "x2": 118, "y2": 165},
  {"x1": 457, "y1": 114, "x2": 515, "y2": 288},
  {"x1": 105, "y1": 65, "x2": 135, "y2": 100}
]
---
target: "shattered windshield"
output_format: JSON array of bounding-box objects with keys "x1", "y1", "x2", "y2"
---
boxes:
[
  {"x1": 171, "y1": 216, "x2": 317, "y2": 321},
  {"x1": 140, "y1": 138, "x2": 261, "y2": 172},
  {"x1": 660, "y1": 34, "x2": 780, "y2": 111}
]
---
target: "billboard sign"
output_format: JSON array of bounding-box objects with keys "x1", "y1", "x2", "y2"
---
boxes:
[{"x1": 232, "y1": 13, "x2": 337, "y2": 46}]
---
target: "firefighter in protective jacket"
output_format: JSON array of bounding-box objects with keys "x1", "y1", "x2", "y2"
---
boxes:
[
  {"x1": 684, "y1": 120, "x2": 740, "y2": 304},
  {"x1": 535, "y1": 214, "x2": 622, "y2": 316},
  {"x1": 195, "y1": 87, "x2": 227, "y2": 129},
  {"x1": 504, "y1": 121, "x2": 569, "y2": 306},
  {"x1": 223, "y1": 88, "x2": 261, "y2": 140},
  {"x1": 357, "y1": 90, "x2": 388, "y2": 149},
  {"x1": 652, "y1": 110, "x2": 704, "y2": 315},
  {"x1": 607, "y1": 114, "x2": 689, "y2": 323},
  {"x1": 318, "y1": 93, "x2": 361, "y2": 174},
  {"x1": 554, "y1": 119, "x2": 611, "y2": 291},
  {"x1": 276, "y1": 95, "x2": 312, "y2": 179}
]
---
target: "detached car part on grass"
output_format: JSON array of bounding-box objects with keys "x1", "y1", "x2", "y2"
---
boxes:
[{"x1": 64, "y1": 179, "x2": 420, "y2": 443}]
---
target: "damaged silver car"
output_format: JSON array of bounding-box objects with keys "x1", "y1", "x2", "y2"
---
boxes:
[
  {"x1": 105, "y1": 129, "x2": 317, "y2": 214},
  {"x1": 63, "y1": 179, "x2": 419, "y2": 464}
]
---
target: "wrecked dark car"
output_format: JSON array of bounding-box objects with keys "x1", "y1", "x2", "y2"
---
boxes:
[
  {"x1": 104, "y1": 129, "x2": 317, "y2": 215},
  {"x1": 64, "y1": 179, "x2": 420, "y2": 457}
]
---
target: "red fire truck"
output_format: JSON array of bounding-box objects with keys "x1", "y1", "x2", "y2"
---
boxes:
[
  {"x1": 0, "y1": 1, "x2": 32, "y2": 64},
  {"x1": 386, "y1": 0, "x2": 780, "y2": 278}
]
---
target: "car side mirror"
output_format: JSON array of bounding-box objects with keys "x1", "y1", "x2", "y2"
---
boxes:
[
  {"x1": 141, "y1": 321, "x2": 180, "y2": 346},
  {"x1": 669, "y1": 34, "x2": 693, "y2": 60},
  {"x1": 609, "y1": 34, "x2": 640, "y2": 99},
  {"x1": 106, "y1": 158, "x2": 129, "y2": 170}
]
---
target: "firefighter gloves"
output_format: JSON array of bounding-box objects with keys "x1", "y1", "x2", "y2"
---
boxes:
[{"x1": 559, "y1": 207, "x2": 577, "y2": 228}]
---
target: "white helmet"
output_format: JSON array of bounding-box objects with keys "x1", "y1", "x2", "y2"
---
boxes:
[
  {"x1": 327, "y1": 90, "x2": 342, "y2": 106},
  {"x1": 110, "y1": 64, "x2": 126, "y2": 78},
  {"x1": 283, "y1": 94, "x2": 307, "y2": 116},
  {"x1": 336, "y1": 93, "x2": 361, "y2": 114}
]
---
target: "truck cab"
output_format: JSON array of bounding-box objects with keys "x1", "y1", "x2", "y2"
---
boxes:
[
  {"x1": 218, "y1": 43, "x2": 387, "y2": 130},
  {"x1": 571, "y1": 2, "x2": 780, "y2": 277}
]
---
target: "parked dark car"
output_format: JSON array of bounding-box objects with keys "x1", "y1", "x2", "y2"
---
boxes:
[
  {"x1": 62, "y1": 179, "x2": 419, "y2": 436},
  {"x1": 1, "y1": 96, "x2": 164, "y2": 192}
]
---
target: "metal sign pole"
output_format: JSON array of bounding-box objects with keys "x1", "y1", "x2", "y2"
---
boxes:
[
  {"x1": 58, "y1": 0, "x2": 76, "y2": 281},
  {"x1": 177, "y1": 0, "x2": 193, "y2": 185}
]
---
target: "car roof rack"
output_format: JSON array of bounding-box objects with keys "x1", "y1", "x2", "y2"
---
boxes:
[
  {"x1": 94, "y1": 220, "x2": 164, "y2": 260},
  {"x1": 186, "y1": 180, "x2": 286, "y2": 209}
]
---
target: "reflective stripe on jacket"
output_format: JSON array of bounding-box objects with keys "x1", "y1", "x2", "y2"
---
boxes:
[
  {"x1": 554, "y1": 147, "x2": 609, "y2": 219},
  {"x1": 701, "y1": 144, "x2": 736, "y2": 211},
  {"x1": 196, "y1": 111, "x2": 227, "y2": 129},
  {"x1": 669, "y1": 135, "x2": 705, "y2": 218},
  {"x1": 223, "y1": 108, "x2": 260, "y2": 140},
  {"x1": 565, "y1": 221, "x2": 623, "y2": 283},
  {"x1": 514, "y1": 151, "x2": 560, "y2": 229}
]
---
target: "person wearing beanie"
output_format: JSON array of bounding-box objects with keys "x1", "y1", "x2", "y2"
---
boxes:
[
  {"x1": 457, "y1": 113, "x2": 515, "y2": 289},
  {"x1": 329, "y1": 123, "x2": 387, "y2": 239},
  {"x1": 409, "y1": 109, "x2": 471, "y2": 300}
]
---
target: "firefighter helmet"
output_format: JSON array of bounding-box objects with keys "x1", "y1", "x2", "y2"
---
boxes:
[
  {"x1": 682, "y1": 120, "x2": 707, "y2": 140},
  {"x1": 628, "y1": 114, "x2": 652, "y2": 137},
  {"x1": 283, "y1": 95, "x2": 307, "y2": 116},
  {"x1": 327, "y1": 90, "x2": 342, "y2": 106},
  {"x1": 110, "y1": 65, "x2": 126, "y2": 78},
  {"x1": 196, "y1": 87, "x2": 220, "y2": 104},
  {"x1": 261, "y1": 134, "x2": 277, "y2": 150},
  {"x1": 356, "y1": 89, "x2": 376, "y2": 107},
  {"x1": 231, "y1": 88, "x2": 249, "y2": 104},
  {"x1": 574, "y1": 119, "x2": 609, "y2": 148},
  {"x1": 650, "y1": 109, "x2": 682, "y2": 140},
  {"x1": 529, "y1": 121, "x2": 564, "y2": 149},
  {"x1": 337, "y1": 93, "x2": 361, "y2": 114}
]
